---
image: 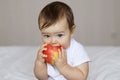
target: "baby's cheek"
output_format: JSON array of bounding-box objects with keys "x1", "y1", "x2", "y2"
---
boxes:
[
  {"x1": 61, "y1": 42, "x2": 69, "y2": 49},
  {"x1": 43, "y1": 39, "x2": 50, "y2": 44}
]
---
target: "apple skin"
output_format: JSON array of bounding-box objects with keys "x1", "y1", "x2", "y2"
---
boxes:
[{"x1": 43, "y1": 44, "x2": 61, "y2": 65}]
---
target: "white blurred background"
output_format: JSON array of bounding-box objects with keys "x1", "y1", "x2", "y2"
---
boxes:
[{"x1": 0, "y1": 0, "x2": 120, "y2": 46}]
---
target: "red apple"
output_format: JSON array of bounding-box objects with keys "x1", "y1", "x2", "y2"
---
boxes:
[{"x1": 43, "y1": 44, "x2": 61, "y2": 65}]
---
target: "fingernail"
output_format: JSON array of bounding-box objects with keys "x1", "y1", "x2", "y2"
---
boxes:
[{"x1": 44, "y1": 55, "x2": 47, "y2": 57}]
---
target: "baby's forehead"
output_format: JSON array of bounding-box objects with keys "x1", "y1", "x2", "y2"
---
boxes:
[
  {"x1": 40, "y1": 16, "x2": 69, "y2": 29},
  {"x1": 41, "y1": 17, "x2": 70, "y2": 33}
]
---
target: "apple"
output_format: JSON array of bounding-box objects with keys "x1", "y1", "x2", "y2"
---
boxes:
[{"x1": 43, "y1": 44, "x2": 61, "y2": 65}]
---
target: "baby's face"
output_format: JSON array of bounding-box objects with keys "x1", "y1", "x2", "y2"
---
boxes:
[{"x1": 41, "y1": 17, "x2": 73, "y2": 49}]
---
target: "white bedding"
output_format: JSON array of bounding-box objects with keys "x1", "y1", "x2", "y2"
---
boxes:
[
  {"x1": 0, "y1": 46, "x2": 120, "y2": 80},
  {"x1": 86, "y1": 47, "x2": 120, "y2": 80}
]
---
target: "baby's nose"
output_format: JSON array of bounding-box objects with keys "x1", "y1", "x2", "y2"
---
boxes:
[{"x1": 50, "y1": 37, "x2": 58, "y2": 45}]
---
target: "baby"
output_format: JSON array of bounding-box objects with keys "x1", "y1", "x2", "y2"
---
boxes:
[{"x1": 34, "y1": 1, "x2": 90, "y2": 80}]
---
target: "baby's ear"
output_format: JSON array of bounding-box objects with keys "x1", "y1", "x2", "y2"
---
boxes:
[{"x1": 71, "y1": 25, "x2": 76, "y2": 37}]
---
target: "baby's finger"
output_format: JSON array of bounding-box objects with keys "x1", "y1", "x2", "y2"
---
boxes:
[
  {"x1": 61, "y1": 47, "x2": 65, "y2": 58},
  {"x1": 37, "y1": 48, "x2": 47, "y2": 58},
  {"x1": 38, "y1": 45, "x2": 47, "y2": 54},
  {"x1": 58, "y1": 49, "x2": 62, "y2": 59}
]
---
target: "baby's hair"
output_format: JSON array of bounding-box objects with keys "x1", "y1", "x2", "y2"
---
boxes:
[{"x1": 38, "y1": 1, "x2": 75, "y2": 32}]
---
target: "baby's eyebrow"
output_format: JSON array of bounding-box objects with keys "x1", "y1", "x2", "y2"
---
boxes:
[
  {"x1": 41, "y1": 32, "x2": 50, "y2": 34},
  {"x1": 41, "y1": 31, "x2": 65, "y2": 34},
  {"x1": 55, "y1": 31, "x2": 65, "y2": 34}
]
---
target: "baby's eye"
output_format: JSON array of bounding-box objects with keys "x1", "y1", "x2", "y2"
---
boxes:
[
  {"x1": 57, "y1": 34, "x2": 64, "y2": 37},
  {"x1": 43, "y1": 35, "x2": 50, "y2": 38}
]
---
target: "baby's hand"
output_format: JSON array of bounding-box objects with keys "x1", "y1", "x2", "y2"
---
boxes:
[
  {"x1": 53, "y1": 47, "x2": 67, "y2": 70},
  {"x1": 36, "y1": 44, "x2": 47, "y2": 63}
]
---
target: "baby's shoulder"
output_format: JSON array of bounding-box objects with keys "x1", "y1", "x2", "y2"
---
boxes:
[{"x1": 70, "y1": 39, "x2": 84, "y2": 50}]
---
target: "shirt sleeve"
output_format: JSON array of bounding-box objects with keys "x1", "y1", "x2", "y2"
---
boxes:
[{"x1": 71, "y1": 42, "x2": 90, "y2": 66}]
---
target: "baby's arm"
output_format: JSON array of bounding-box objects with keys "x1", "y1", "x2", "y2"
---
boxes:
[
  {"x1": 34, "y1": 60, "x2": 48, "y2": 80},
  {"x1": 59, "y1": 62, "x2": 89, "y2": 80},
  {"x1": 34, "y1": 45, "x2": 48, "y2": 80}
]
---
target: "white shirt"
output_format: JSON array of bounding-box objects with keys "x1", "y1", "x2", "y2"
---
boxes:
[{"x1": 48, "y1": 38, "x2": 90, "y2": 80}]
